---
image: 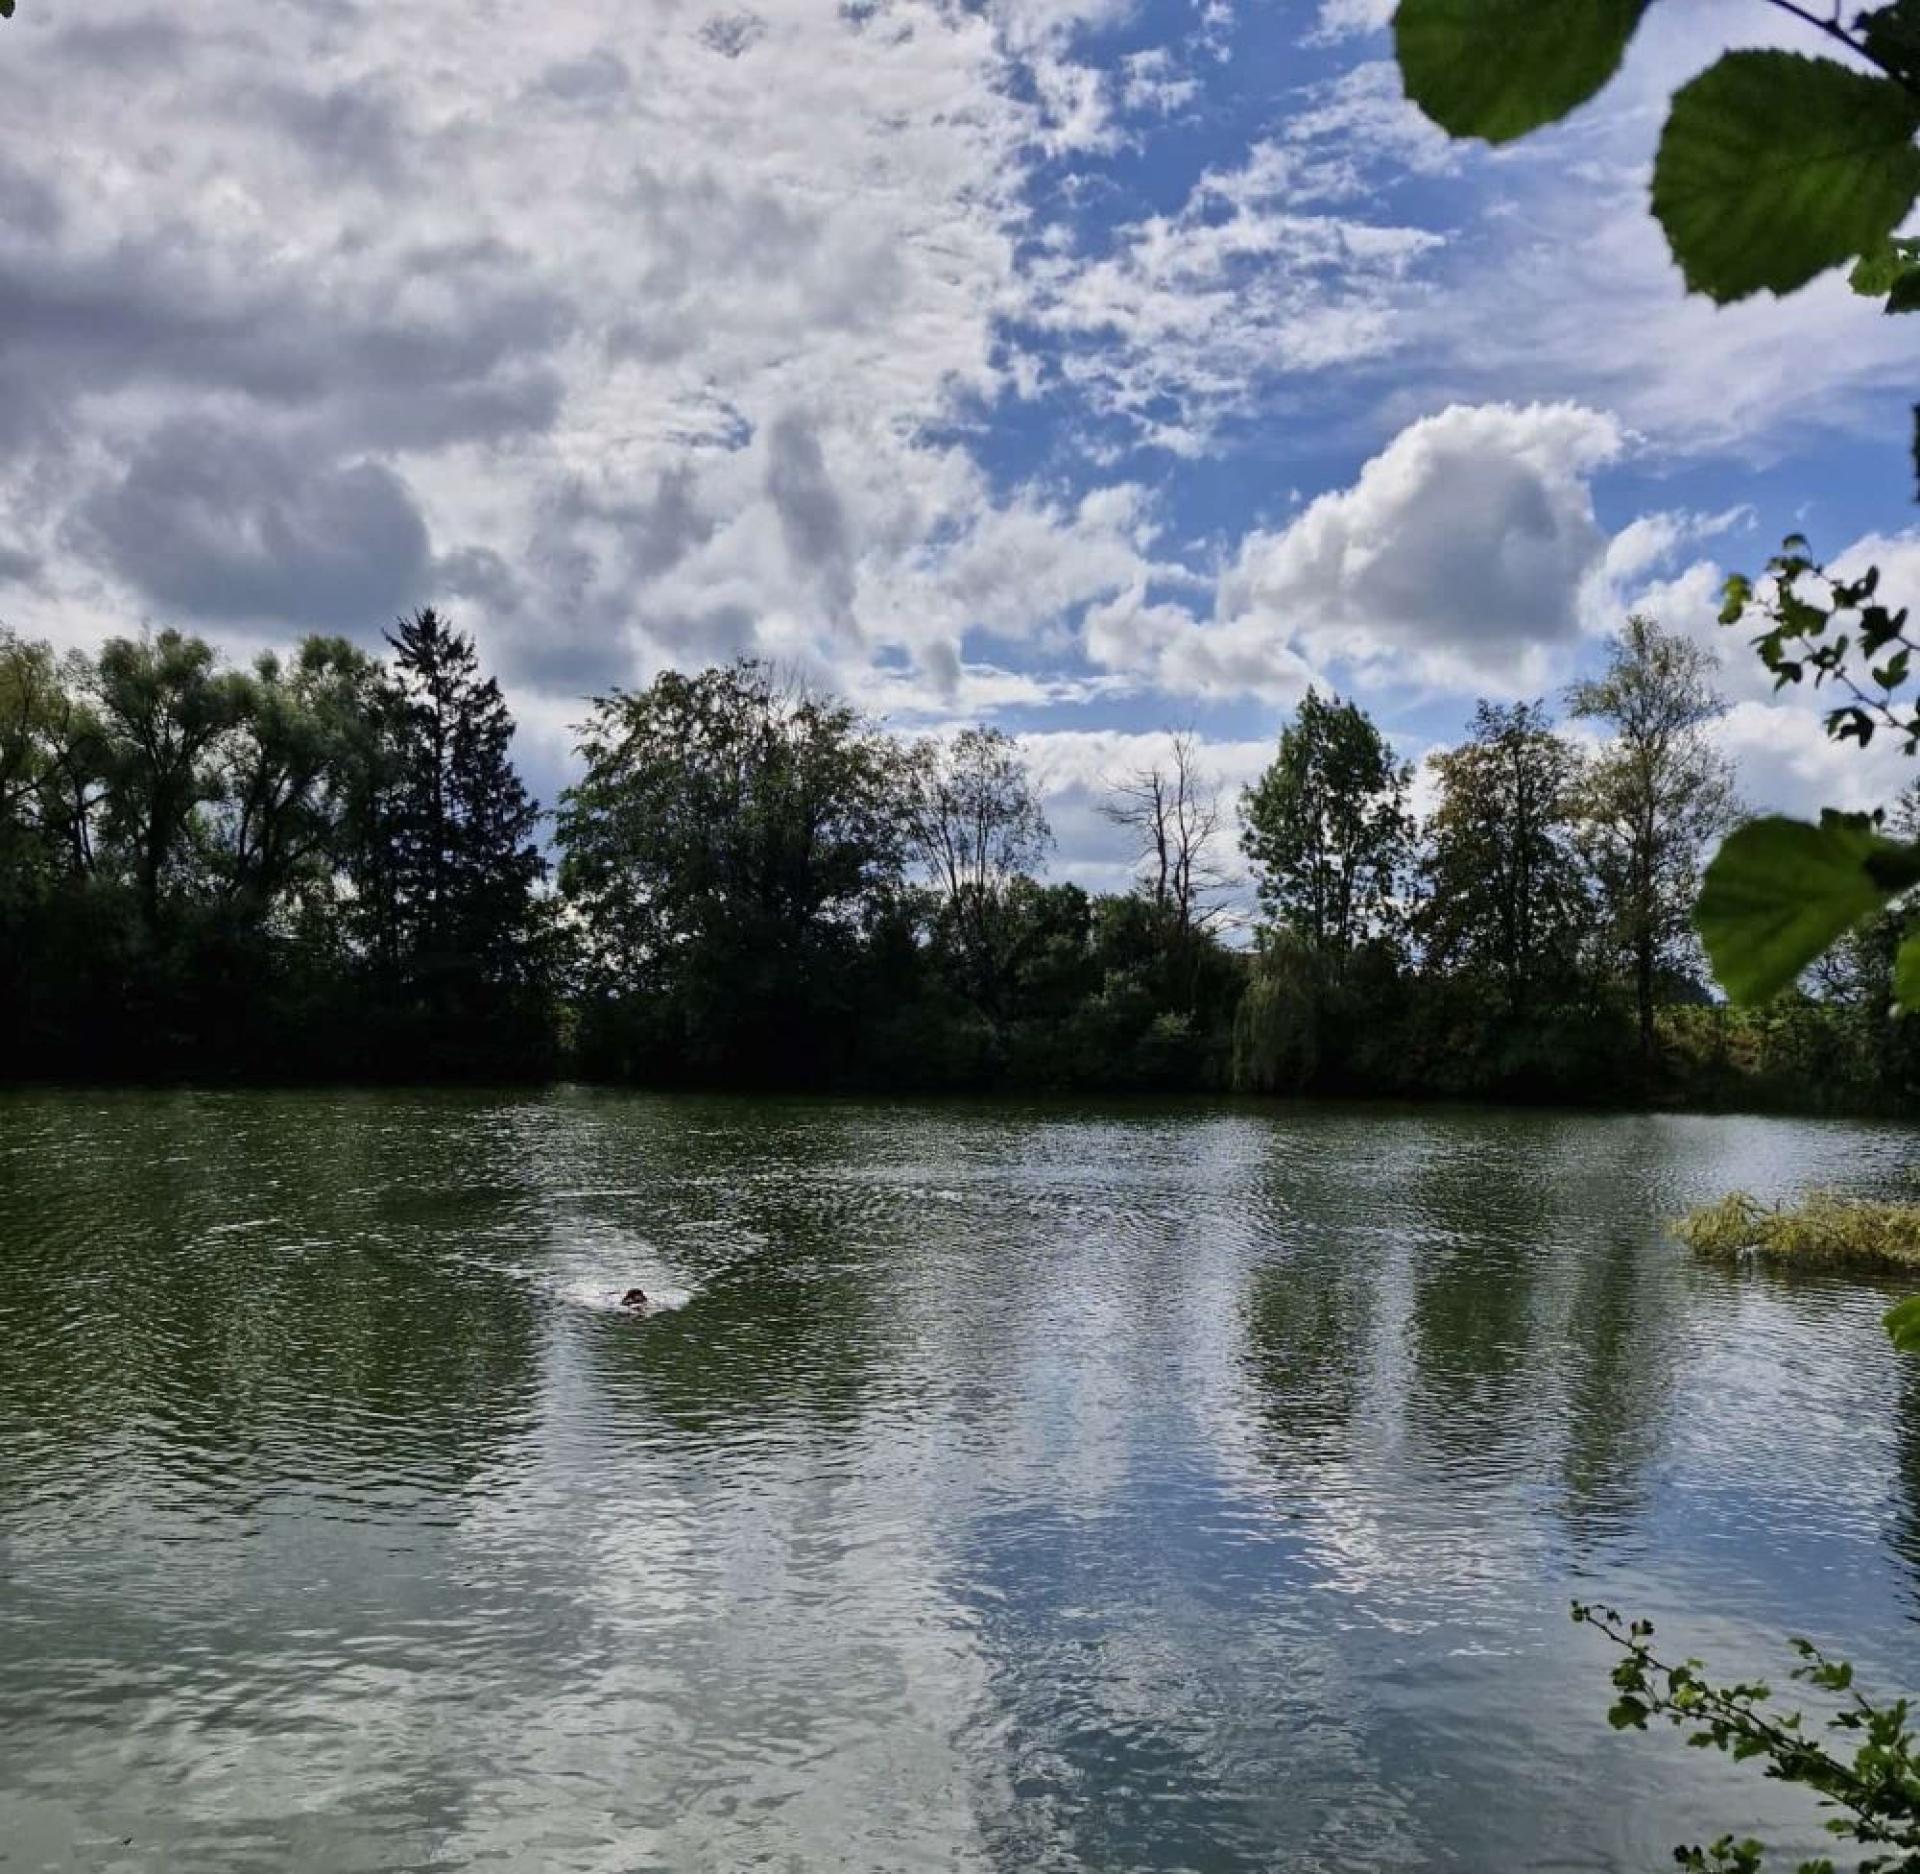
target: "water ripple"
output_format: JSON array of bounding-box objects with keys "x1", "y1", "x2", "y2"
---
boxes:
[{"x1": 3, "y1": 1091, "x2": 1918, "y2": 1871}]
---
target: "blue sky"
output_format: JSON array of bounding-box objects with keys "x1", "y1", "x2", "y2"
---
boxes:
[{"x1": 1, "y1": 0, "x2": 1915, "y2": 888}]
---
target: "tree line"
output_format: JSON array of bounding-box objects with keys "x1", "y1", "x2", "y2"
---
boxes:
[{"x1": 3, "y1": 608, "x2": 1913, "y2": 1106}]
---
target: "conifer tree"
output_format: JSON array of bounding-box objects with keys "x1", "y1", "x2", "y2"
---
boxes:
[{"x1": 356, "y1": 609, "x2": 547, "y2": 1054}]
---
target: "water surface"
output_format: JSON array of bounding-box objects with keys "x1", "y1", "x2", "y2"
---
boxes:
[{"x1": 3, "y1": 1089, "x2": 1918, "y2": 1872}]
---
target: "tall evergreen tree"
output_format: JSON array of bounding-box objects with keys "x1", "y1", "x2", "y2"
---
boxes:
[{"x1": 356, "y1": 609, "x2": 548, "y2": 1063}]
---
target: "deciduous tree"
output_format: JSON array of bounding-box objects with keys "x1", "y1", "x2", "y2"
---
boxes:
[
  {"x1": 1240, "y1": 690, "x2": 1412, "y2": 966},
  {"x1": 906, "y1": 725, "x2": 1050, "y2": 1014},
  {"x1": 1568, "y1": 616, "x2": 1737, "y2": 1065},
  {"x1": 1418, "y1": 700, "x2": 1587, "y2": 1016}
]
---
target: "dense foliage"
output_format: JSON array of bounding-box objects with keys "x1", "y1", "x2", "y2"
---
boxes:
[
  {"x1": 4, "y1": 618, "x2": 1915, "y2": 1103},
  {"x1": 1, "y1": 614, "x2": 551, "y2": 1081}
]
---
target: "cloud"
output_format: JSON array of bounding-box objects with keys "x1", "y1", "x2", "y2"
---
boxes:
[
  {"x1": 1218, "y1": 402, "x2": 1625, "y2": 690},
  {"x1": 1305, "y1": 0, "x2": 1394, "y2": 44},
  {"x1": 1712, "y1": 702, "x2": 1914, "y2": 819},
  {"x1": 765, "y1": 414, "x2": 857, "y2": 626},
  {"x1": 4, "y1": 0, "x2": 1910, "y2": 848},
  {"x1": 1594, "y1": 525, "x2": 1920, "y2": 714},
  {"x1": 1084, "y1": 586, "x2": 1322, "y2": 704},
  {"x1": 1579, "y1": 525, "x2": 1920, "y2": 823},
  {"x1": 1595, "y1": 507, "x2": 1752, "y2": 594},
  {"x1": 1020, "y1": 129, "x2": 1443, "y2": 452},
  {"x1": 530, "y1": 48, "x2": 633, "y2": 108},
  {"x1": 0, "y1": 222, "x2": 574, "y2": 459},
  {"x1": 78, "y1": 422, "x2": 432, "y2": 632},
  {"x1": 1119, "y1": 48, "x2": 1198, "y2": 117},
  {"x1": 1390, "y1": 4, "x2": 1917, "y2": 453},
  {"x1": 1280, "y1": 61, "x2": 1458, "y2": 188},
  {"x1": 0, "y1": 0, "x2": 1149, "y2": 702}
]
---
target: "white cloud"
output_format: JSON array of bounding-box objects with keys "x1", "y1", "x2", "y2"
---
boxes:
[
  {"x1": 5, "y1": 0, "x2": 1911, "y2": 848},
  {"x1": 1023, "y1": 127, "x2": 1443, "y2": 451},
  {"x1": 0, "y1": 0, "x2": 1196, "y2": 728},
  {"x1": 1119, "y1": 47, "x2": 1200, "y2": 117},
  {"x1": 1305, "y1": 0, "x2": 1395, "y2": 44},
  {"x1": 1218, "y1": 401, "x2": 1625, "y2": 691},
  {"x1": 1084, "y1": 585, "x2": 1323, "y2": 703},
  {"x1": 1586, "y1": 525, "x2": 1920, "y2": 823},
  {"x1": 1398, "y1": 3, "x2": 1917, "y2": 454},
  {"x1": 1281, "y1": 61, "x2": 1458, "y2": 188},
  {"x1": 1595, "y1": 506, "x2": 1752, "y2": 593},
  {"x1": 1712, "y1": 702, "x2": 1915, "y2": 819}
]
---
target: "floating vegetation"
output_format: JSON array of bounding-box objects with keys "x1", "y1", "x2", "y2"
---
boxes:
[{"x1": 1674, "y1": 1189, "x2": 1920, "y2": 1275}]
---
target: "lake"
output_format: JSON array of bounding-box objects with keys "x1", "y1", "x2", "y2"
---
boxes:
[{"x1": 2, "y1": 1089, "x2": 1918, "y2": 1872}]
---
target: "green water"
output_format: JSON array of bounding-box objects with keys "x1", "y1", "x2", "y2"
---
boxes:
[{"x1": 2, "y1": 1089, "x2": 1918, "y2": 1872}]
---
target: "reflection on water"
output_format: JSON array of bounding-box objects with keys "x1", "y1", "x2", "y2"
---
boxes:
[{"x1": 1, "y1": 1089, "x2": 1917, "y2": 1871}]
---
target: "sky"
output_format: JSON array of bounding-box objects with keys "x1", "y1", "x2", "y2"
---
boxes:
[{"x1": 1, "y1": 0, "x2": 1917, "y2": 893}]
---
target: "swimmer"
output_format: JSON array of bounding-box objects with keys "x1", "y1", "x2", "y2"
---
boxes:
[{"x1": 620, "y1": 1287, "x2": 650, "y2": 1314}]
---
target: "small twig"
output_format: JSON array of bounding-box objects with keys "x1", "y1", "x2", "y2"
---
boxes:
[{"x1": 1757, "y1": 0, "x2": 1920, "y2": 101}]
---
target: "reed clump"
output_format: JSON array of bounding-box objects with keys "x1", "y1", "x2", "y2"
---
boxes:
[{"x1": 1674, "y1": 1190, "x2": 1920, "y2": 1274}]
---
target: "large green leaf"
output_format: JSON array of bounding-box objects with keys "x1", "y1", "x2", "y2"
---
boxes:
[
  {"x1": 1897, "y1": 930, "x2": 1920, "y2": 1012},
  {"x1": 1697, "y1": 814, "x2": 1917, "y2": 1004},
  {"x1": 1652, "y1": 51, "x2": 1920, "y2": 303},
  {"x1": 1393, "y1": 0, "x2": 1647, "y2": 143},
  {"x1": 1886, "y1": 1294, "x2": 1920, "y2": 1353}
]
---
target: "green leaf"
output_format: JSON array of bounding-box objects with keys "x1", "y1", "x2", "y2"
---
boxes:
[
  {"x1": 1651, "y1": 51, "x2": 1920, "y2": 303},
  {"x1": 1858, "y1": 238, "x2": 1920, "y2": 311},
  {"x1": 1885, "y1": 1294, "x2": 1920, "y2": 1352},
  {"x1": 1393, "y1": 0, "x2": 1648, "y2": 143},
  {"x1": 1852, "y1": 240, "x2": 1906, "y2": 296},
  {"x1": 1696, "y1": 815, "x2": 1913, "y2": 1004},
  {"x1": 1897, "y1": 931, "x2": 1920, "y2": 1012}
]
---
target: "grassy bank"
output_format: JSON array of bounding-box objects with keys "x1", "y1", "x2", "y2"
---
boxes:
[{"x1": 1674, "y1": 1190, "x2": 1920, "y2": 1275}]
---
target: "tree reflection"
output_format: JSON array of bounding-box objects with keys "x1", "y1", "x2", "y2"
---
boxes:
[
  {"x1": 1553, "y1": 1229, "x2": 1672, "y2": 1540},
  {"x1": 1240, "y1": 1245, "x2": 1377, "y2": 1466},
  {"x1": 1402, "y1": 1137, "x2": 1556, "y2": 1477},
  {"x1": 0, "y1": 1090, "x2": 547, "y2": 1514}
]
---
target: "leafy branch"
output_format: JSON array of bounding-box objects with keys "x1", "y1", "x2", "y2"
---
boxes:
[
  {"x1": 1393, "y1": 0, "x2": 1920, "y2": 310},
  {"x1": 1692, "y1": 542, "x2": 1920, "y2": 1009},
  {"x1": 1722, "y1": 539, "x2": 1920, "y2": 753},
  {"x1": 1573, "y1": 1601, "x2": 1920, "y2": 1872}
]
